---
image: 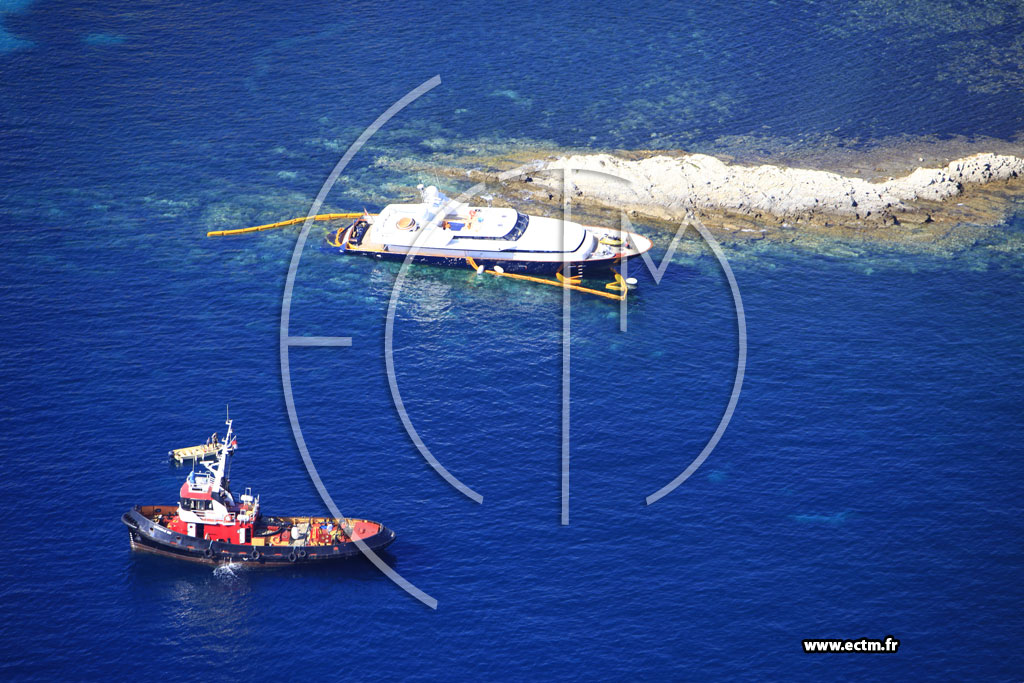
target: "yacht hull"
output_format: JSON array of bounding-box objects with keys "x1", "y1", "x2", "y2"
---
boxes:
[{"x1": 328, "y1": 245, "x2": 642, "y2": 276}]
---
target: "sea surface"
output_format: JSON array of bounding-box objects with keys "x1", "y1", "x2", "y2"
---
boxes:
[{"x1": 1, "y1": 1, "x2": 1023, "y2": 680}]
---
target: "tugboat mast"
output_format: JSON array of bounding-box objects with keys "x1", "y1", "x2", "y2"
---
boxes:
[{"x1": 209, "y1": 408, "x2": 235, "y2": 501}]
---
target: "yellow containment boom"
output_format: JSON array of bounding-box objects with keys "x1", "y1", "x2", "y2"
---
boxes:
[
  {"x1": 467, "y1": 258, "x2": 628, "y2": 301},
  {"x1": 491, "y1": 270, "x2": 627, "y2": 301},
  {"x1": 207, "y1": 213, "x2": 372, "y2": 237}
]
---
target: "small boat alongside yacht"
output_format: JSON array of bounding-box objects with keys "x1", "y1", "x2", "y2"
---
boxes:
[{"x1": 326, "y1": 185, "x2": 653, "y2": 277}]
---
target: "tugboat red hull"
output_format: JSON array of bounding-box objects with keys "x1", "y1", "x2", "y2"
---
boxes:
[{"x1": 122, "y1": 506, "x2": 395, "y2": 566}]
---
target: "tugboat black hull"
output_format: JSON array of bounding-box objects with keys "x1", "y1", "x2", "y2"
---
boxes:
[{"x1": 122, "y1": 507, "x2": 395, "y2": 566}]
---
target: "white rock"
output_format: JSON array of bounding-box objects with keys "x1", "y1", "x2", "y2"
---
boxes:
[{"x1": 539, "y1": 152, "x2": 1023, "y2": 220}]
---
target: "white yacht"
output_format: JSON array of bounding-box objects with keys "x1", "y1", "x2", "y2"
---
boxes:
[{"x1": 327, "y1": 186, "x2": 653, "y2": 276}]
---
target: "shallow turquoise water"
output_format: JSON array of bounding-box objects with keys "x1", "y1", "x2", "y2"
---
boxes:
[{"x1": 1, "y1": 1, "x2": 1023, "y2": 680}]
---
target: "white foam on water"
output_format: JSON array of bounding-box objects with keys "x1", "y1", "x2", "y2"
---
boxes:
[{"x1": 213, "y1": 562, "x2": 246, "y2": 579}]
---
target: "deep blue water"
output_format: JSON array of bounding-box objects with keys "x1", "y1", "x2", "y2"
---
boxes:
[{"x1": 2, "y1": 1, "x2": 1023, "y2": 680}]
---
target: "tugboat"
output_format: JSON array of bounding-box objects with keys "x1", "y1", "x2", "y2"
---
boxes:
[
  {"x1": 326, "y1": 185, "x2": 654, "y2": 276},
  {"x1": 122, "y1": 416, "x2": 395, "y2": 565}
]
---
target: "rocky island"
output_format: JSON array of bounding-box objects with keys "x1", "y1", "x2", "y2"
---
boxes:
[
  {"x1": 540, "y1": 151, "x2": 1022, "y2": 224},
  {"x1": 417, "y1": 146, "x2": 1024, "y2": 256}
]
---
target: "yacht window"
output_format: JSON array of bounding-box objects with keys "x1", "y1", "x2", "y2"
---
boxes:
[{"x1": 505, "y1": 212, "x2": 529, "y2": 240}]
